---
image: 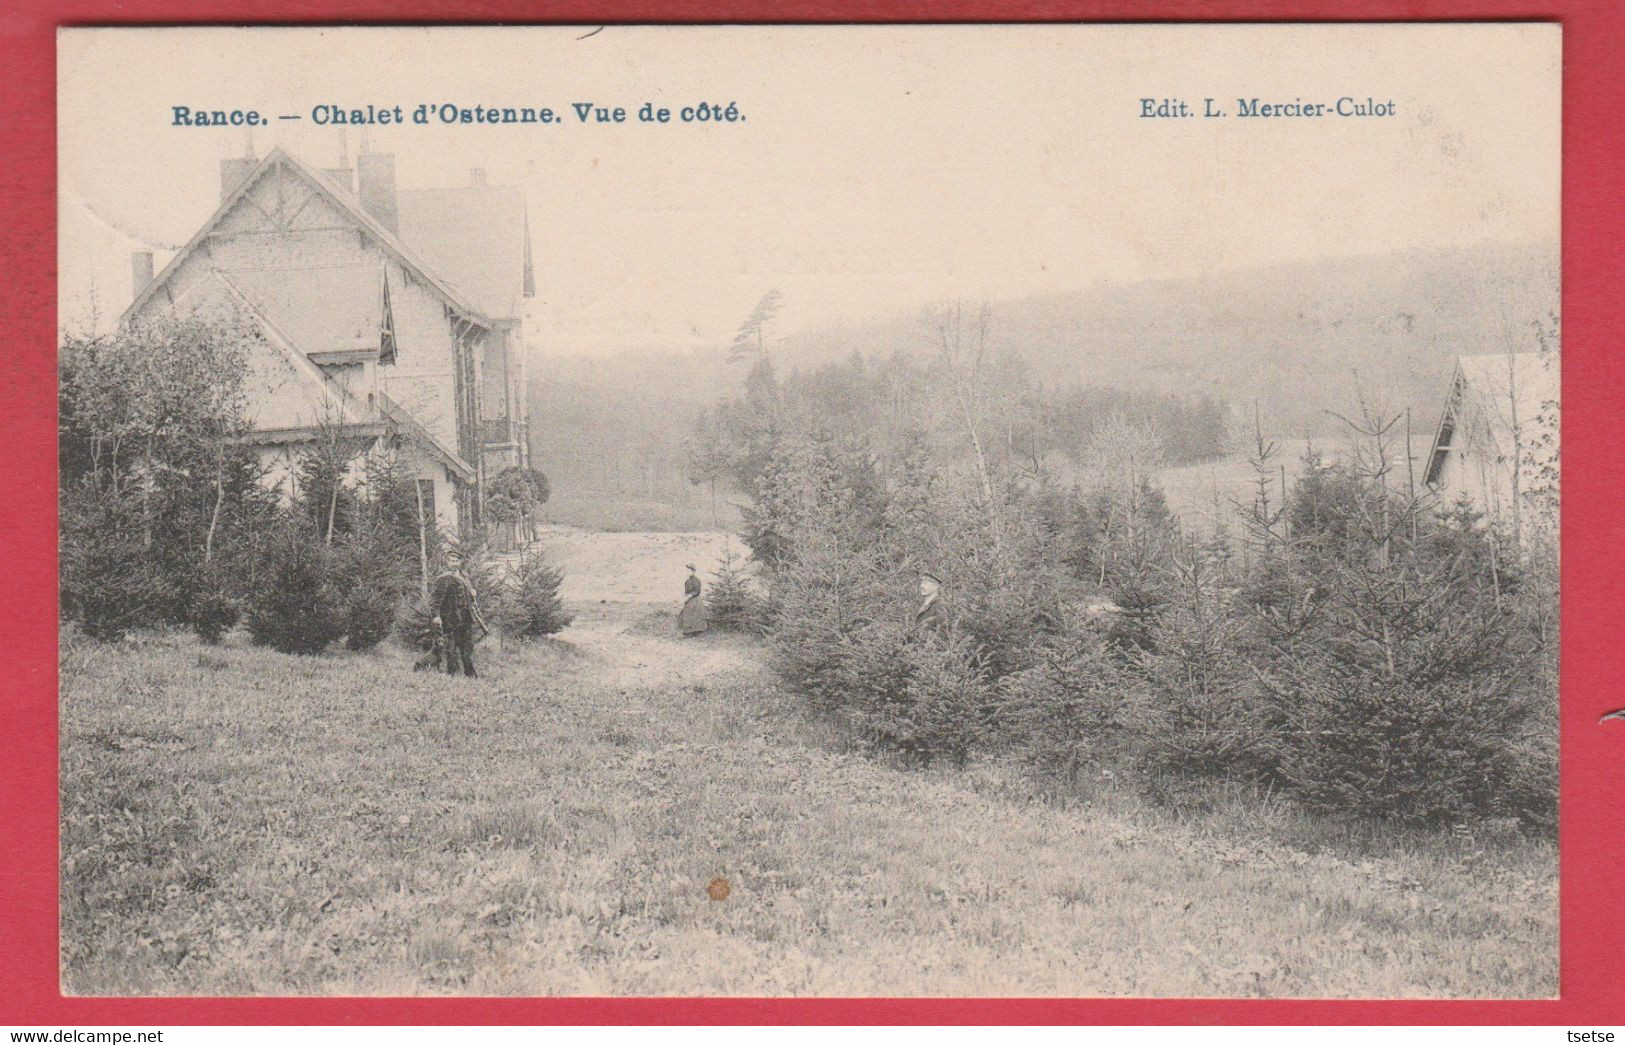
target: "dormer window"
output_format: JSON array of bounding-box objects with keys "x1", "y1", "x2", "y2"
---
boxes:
[{"x1": 379, "y1": 266, "x2": 398, "y2": 365}]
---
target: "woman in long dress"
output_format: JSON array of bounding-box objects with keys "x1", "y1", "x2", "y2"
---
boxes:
[{"x1": 678, "y1": 563, "x2": 709, "y2": 637}]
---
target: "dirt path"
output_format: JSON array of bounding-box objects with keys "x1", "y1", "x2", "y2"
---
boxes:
[{"x1": 521, "y1": 525, "x2": 756, "y2": 689}]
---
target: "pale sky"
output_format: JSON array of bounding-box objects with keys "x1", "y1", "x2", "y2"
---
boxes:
[{"x1": 58, "y1": 24, "x2": 1560, "y2": 356}]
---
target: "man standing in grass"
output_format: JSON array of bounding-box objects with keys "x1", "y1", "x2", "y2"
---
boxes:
[{"x1": 432, "y1": 551, "x2": 484, "y2": 678}]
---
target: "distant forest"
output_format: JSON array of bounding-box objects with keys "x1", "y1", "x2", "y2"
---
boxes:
[
  {"x1": 529, "y1": 348, "x2": 1228, "y2": 531},
  {"x1": 685, "y1": 349, "x2": 1230, "y2": 498},
  {"x1": 526, "y1": 242, "x2": 1557, "y2": 531}
]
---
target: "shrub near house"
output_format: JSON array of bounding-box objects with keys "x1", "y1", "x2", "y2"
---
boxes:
[
  {"x1": 59, "y1": 312, "x2": 279, "y2": 642},
  {"x1": 505, "y1": 551, "x2": 573, "y2": 638},
  {"x1": 60, "y1": 310, "x2": 568, "y2": 655},
  {"x1": 244, "y1": 521, "x2": 345, "y2": 655}
]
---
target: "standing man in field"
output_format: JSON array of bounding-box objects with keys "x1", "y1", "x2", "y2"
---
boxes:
[{"x1": 432, "y1": 550, "x2": 485, "y2": 678}]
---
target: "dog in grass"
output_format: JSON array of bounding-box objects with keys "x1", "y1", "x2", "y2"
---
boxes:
[{"x1": 412, "y1": 619, "x2": 447, "y2": 672}]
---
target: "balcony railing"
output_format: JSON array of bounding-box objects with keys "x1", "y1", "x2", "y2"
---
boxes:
[{"x1": 480, "y1": 417, "x2": 515, "y2": 445}]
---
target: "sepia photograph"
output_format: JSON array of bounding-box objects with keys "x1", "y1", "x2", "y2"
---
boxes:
[{"x1": 55, "y1": 23, "x2": 1559, "y2": 998}]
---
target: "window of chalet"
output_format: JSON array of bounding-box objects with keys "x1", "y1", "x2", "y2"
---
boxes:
[{"x1": 415, "y1": 478, "x2": 436, "y2": 529}]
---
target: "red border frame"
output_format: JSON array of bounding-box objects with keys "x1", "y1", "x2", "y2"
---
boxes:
[{"x1": 4, "y1": 0, "x2": 1621, "y2": 1026}]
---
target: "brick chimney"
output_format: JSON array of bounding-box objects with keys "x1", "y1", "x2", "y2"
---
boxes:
[
  {"x1": 357, "y1": 152, "x2": 398, "y2": 234},
  {"x1": 130, "y1": 251, "x2": 154, "y2": 301},
  {"x1": 219, "y1": 155, "x2": 258, "y2": 203}
]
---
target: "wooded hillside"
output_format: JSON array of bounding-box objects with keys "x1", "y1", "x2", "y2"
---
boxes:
[{"x1": 526, "y1": 242, "x2": 1557, "y2": 525}]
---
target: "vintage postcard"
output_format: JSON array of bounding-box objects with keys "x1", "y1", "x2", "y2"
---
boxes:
[{"x1": 56, "y1": 24, "x2": 1559, "y2": 998}]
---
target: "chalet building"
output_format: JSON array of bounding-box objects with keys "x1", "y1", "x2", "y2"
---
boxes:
[
  {"x1": 122, "y1": 147, "x2": 534, "y2": 543},
  {"x1": 1424, "y1": 352, "x2": 1559, "y2": 541}
]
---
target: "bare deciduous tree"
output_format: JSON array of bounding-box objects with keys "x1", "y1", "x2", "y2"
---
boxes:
[{"x1": 923, "y1": 301, "x2": 995, "y2": 504}]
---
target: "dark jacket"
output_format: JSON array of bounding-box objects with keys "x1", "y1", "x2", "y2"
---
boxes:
[{"x1": 432, "y1": 570, "x2": 477, "y2": 631}]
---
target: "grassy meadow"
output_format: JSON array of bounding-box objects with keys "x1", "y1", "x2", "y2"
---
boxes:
[{"x1": 59, "y1": 529, "x2": 1556, "y2": 998}]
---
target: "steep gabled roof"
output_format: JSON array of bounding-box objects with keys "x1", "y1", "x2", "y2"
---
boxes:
[
  {"x1": 120, "y1": 147, "x2": 494, "y2": 329},
  {"x1": 224, "y1": 260, "x2": 387, "y2": 362},
  {"x1": 1425, "y1": 352, "x2": 1559, "y2": 486},
  {"x1": 377, "y1": 392, "x2": 475, "y2": 482},
  {"x1": 398, "y1": 184, "x2": 534, "y2": 321},
  {"x1": 166, "y1": 270, "x2": 375, "y2": 428},
  {"x1": 156, "y1": 271, "x2": 475, "y2": 482}
]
